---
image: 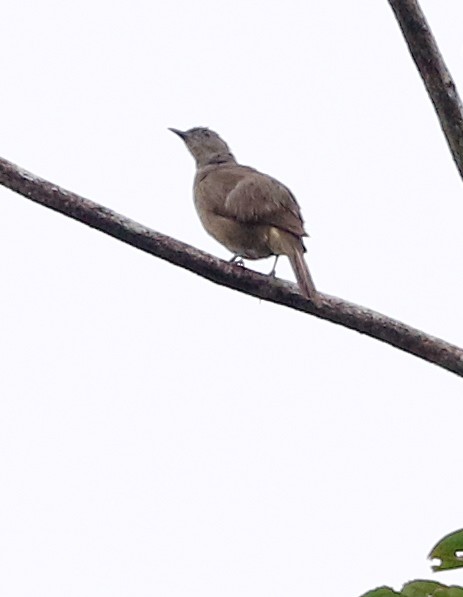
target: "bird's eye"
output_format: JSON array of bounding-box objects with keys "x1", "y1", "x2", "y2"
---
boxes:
[{"x1": 204, "y1": 131, "x2": 210, "y2": 137}]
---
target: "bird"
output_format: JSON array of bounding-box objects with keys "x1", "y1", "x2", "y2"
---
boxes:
[{"x1": 169, "y1": 127, "x2": 318, "y2": 302}]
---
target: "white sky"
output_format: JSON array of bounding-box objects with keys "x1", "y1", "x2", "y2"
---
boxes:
[{"x1": 1, "y1": 1, "x2": 463, "y2": 596}]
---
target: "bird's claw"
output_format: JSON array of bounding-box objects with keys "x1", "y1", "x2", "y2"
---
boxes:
[{"x1": 229, "y1": 255, "x2": 245, "y2": 267}]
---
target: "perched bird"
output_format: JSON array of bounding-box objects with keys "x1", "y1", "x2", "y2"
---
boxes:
[{"x1": 169, "y1": 127, "x2": 318, "y2": 302}]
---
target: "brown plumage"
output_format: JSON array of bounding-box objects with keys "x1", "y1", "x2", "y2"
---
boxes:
[{"x1": 169, "y1": 127, "x2": 318, "y2": 302}]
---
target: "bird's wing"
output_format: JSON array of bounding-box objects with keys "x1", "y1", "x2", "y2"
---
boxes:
[{"x1": 222, "y1": 171, "x2": 307, "y2": 238}]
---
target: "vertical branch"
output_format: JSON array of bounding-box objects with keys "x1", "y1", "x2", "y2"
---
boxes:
[{"x1": 388, "y1": 0, "x2": 463, "y2": 180}]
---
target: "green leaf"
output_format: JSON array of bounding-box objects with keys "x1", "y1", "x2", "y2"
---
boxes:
[
  {"x1": 429, "y1": 530, "x2": 463, "y2": 571},
  {"x1": 402, "y1": 580, "x2": 447, "y2": 596},
  {"x1": 434, "y1": 587, "x2": 463, "y2": 597}
]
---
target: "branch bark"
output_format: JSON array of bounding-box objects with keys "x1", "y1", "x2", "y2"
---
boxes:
[
  {"x1": 1, "y1": 155, "x2": 462, "y2": 377},
  {"x1": 388, "y1": 0, "x2": 463, "y2": 180}
]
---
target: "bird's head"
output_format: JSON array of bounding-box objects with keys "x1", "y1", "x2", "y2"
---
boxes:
[{"x1": 169, "y1": 127, "x2": 236, "y2": 168}]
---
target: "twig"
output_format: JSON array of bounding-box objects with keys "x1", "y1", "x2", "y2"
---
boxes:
[
  {"x1": 388, "y1": 0, "x2": 463, "y2": 180},
  {"x1": 1, "y1": 155, "x2": 462, "y2": 377}
]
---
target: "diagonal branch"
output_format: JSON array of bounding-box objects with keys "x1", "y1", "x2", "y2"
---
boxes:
[
  {"x1": 1, "y1": 155, "x2": 462, "y2": 377},
  {"x1": 388, "y1": 0, "x2": 463, "y2": 180}
]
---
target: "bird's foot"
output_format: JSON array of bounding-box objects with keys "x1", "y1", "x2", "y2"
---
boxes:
[
  {"x1": 268, "y1": 256, "x2": 279, "y2": 278},
  {"x1": 229, "y1": 255, "x2": 245, "y2": 267}
]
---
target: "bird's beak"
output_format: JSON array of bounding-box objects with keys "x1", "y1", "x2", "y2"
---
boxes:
[{"x1": 168, "y1": 128, "x2": 187, "y2": 140}]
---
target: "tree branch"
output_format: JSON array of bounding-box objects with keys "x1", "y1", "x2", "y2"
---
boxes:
[
  {"x1": 388, "y1": 0, "x2": 463, "y2": 180},
  {"x1": 1, "y1": 155, "x2": 462, "y2": 377}
]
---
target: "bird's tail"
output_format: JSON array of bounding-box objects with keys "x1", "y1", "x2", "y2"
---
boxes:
[
  {"x1": 268, "y1": 227, "x2": 319, "y2": 303},
  {"x1": 288, "y1": 248, "x2": 318, "y2": 303}
]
